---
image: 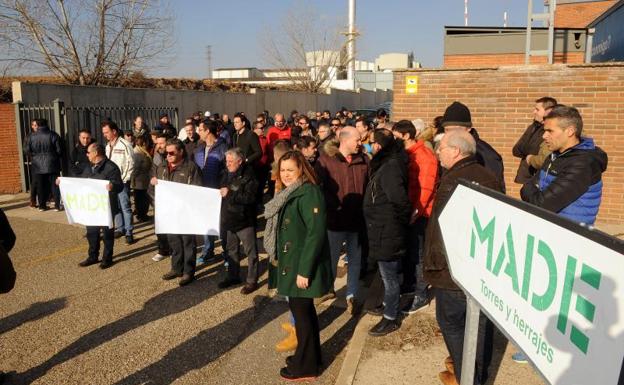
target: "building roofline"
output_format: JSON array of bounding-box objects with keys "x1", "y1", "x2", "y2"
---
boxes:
[{"x1": 588, "y1": 0, "x2": 624, "y2": 26}]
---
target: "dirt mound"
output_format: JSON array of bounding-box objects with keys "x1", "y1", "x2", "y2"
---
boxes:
[{"x1": 369, "y1": 313, "x2": 440, "y2": 352}]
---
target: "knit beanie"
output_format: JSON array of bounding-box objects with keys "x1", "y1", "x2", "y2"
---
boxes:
[{"x1": 442, "y1": 101, "x2": 472, "y2": 128}]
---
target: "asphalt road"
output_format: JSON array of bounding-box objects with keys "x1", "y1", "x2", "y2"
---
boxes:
[{"x1": 0, "y1": 203, "x2": 354, "y2": 385}]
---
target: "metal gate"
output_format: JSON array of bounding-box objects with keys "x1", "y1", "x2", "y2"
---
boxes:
[{"x1": 15, "y1": 99, "x2": 178, "y2": 191}]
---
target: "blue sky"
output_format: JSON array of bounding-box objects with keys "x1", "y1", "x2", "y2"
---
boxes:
[{"x1": 152, "y1": 0, "x2": 533, "y2": 78}]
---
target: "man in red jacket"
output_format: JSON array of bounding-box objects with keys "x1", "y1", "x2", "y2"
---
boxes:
[{"x1": 392, "y1": 120, "x2": 438, "y2": 314}]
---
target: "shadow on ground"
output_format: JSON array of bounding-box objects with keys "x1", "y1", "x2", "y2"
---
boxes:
[{"x1": 0, "y1": 298, "x2": 67, "y2": 336}]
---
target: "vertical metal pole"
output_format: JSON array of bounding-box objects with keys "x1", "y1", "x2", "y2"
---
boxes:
[
  {"x1": 585, "y1": 28, "x2": 595, "y2": 63},
  {"x1": 460, "y1": 296, "x2": 481, "y2": 385},
  {"x1": 525, "y1": 0, "x2": 533, "y2": 64},
  {"x1": 347, "y1": 0, "x2": 356, "y2": 89},
  {"x1": 547, "y1": 0, "x2": 556, "y2": 64},
  {"x1": 14, "y1": 102, "x2": 27, "y2": 193}
]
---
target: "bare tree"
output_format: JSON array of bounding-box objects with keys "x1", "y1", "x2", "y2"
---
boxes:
[
  {"x1": 0, "y1": 0, "x2": 174, "y2": 85},
  {"x1": 260, "y1": 1, "x2": 348, "y2": 93}
]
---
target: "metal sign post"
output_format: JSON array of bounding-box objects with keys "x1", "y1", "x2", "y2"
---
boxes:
[{"x1": 460, "y1": 296, "x2": 481, "y2": 385}]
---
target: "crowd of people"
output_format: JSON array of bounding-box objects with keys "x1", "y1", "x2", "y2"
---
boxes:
[{"x1": 18, "y1": 99, "x2": 608, "y2": 383}]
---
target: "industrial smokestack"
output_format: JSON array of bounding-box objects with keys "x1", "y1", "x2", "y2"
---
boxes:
[
  {"x1": 464, "y1": 0, "x2": 468, "y2": 26},
  {"x1": 347, "y1": 0, "x2": 356, "y2": 85},
  {"x1": 504, "y1": 11, "x2": 508, "y2": 27}
]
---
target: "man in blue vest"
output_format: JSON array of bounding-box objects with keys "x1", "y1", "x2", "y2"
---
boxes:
[{"x1": 521, "y1": 105, "x2": 608, "y2": 225}]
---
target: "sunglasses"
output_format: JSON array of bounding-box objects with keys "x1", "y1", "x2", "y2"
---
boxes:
[{"x1": 166, "y1": 151, "x2": 178, "y2": 156}]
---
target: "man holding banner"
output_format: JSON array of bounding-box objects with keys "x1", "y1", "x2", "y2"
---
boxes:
[
  {"x1": 76, "y1": 143, "x2": 123, "y2": 269},
  {"x1": 152, "y1": 139, "x2": 203, "y2": 286}
]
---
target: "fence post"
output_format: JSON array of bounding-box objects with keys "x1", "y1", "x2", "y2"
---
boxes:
[
  {"x1": 14, "y1": 101, "x2": 27, "y2": 192},
  {"x1": 52, "y1": 99, "x2": 69, "y2": 175}
]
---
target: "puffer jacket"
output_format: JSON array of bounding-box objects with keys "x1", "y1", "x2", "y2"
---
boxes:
[
  {"x1": 520, "y1": 137, "x2": 608, "y2": 225},
  {"x1": 220, "y1": 163, "x2": 258, "y2": 232},
  {"x1": 194, "y1": 138, "x2": 227, "y2": 188},
  {"x1": 363, "y1": 141, "x2": 411, "y2": 261},
  {"x1": 471, "y1": 128, "x2": 506, "y2": 193},
  {"x1": 23, "y1": 126, "x2": 62, "y2": 175},
  {"x1": 405, "y1": 140, "x2": 438, "y2": 218}
]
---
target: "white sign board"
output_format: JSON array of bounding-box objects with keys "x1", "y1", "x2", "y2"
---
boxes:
[
  {"x1": 439, "y1": 183, "x2": 624, "y2": 385},
  {"x1": 154, "y1": 180, "x2": 221, "y2": 235},
  {"x1": 59, "y1": 177, "x2": 113, "y2": 228}
]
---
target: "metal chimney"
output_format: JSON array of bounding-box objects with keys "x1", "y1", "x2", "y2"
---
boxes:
[{"x1": 347, "y1": 0, "x2": 356, "y2": 85}]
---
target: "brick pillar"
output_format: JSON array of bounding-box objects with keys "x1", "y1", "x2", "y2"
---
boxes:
[{"x1": 0, "y1": 103, "x2": 22, "y2": 193}]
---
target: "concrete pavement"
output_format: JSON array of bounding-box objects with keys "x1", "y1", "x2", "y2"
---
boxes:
[{"x1": 0, "y1": 200, "x2": 357, "y2": 385}]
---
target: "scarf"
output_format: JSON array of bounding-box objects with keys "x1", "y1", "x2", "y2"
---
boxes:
[{"x1": 263, "y1": 179, "x2": 303, "y2": 265}]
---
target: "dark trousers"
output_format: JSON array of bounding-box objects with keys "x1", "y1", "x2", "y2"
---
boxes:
[
  {"x1": 401, "y1": 216, "x2": 428, "y2": 295},
  {"x1": 157, "y1": 233, "x2": 170, "y2": 256},
  {"x1": 35, "y1": 173, "x2": 60, "y2": 209},
  {"x1": 225, "y1": 227, "x2": 259, "y2": 284},
  {"x1": 378, "y1": 260, "x2": 401, "y2": 320},
  {"x1": 168, "y1": 234, "x2": 196, "y2": 275},
  {"x1": 134, "y1": 189, "x2": 150, "y2": 219},
  {"x1": 435, "y1": 288, "x2": 493, "y2": 385},
  {"x1": 86, "y1": 226, "x2": 114, "y2": 262},
  {"x1": 288, "y1": 297, "x2": 322, "y2": 376},
  {"x1": 255, "y1": 165, "x2": 270, "y2": 204},
  {"x1": 29, "y1": 173, "x2": 39, "y2": 205}
]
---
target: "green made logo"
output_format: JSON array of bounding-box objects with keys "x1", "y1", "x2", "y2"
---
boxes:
[{"x1": 469, "y1": 207, "x2": 601, "y2": 357}]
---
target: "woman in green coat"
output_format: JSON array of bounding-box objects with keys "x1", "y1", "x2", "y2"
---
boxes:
[{"x1": 263, "y1": 150, "x2": 332, "y2": 381}]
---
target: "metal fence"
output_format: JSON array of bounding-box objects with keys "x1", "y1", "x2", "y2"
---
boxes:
[{"x1": 15, "y1": 99, "x2": 178, "y2": 191}]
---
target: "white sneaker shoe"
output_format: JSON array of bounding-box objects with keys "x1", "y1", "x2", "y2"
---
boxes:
[{"x1": 152, "y1": 254, "x2": 167, "y2": 262}]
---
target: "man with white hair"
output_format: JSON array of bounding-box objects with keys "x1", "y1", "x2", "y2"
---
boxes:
[{"x1": 424, "y1": 130, "x2": 503, "y2": 385}]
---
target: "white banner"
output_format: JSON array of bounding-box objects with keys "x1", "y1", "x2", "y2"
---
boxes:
[
  {"x1": 59, "y1": 177, "x2": 113, "y2": 228},
  {"x1": 439, "y1": 183, "x2": 624, "y2": 385},
  {"x1": 154, "y1": 180, "x2": 221, "y2": 235}
]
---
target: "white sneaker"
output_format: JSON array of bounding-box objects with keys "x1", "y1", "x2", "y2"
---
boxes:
[{"x1": 152, "y1": 254, "x2": 167, "y2": 262}]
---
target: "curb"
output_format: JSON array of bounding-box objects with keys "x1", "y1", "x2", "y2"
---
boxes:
[{"x1": 334, "y1": 274, "x2": 382, "y2": 385}]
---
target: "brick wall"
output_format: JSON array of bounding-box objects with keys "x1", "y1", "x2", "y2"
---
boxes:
[
  {"x1": 393, "y1": 63, "x2": 624, "y2": 224},
  {"x1": 444, "y1": 52, "x2": 585, "y2": 68},
  {"x1": 0, "y1": 104, "x2": 22, "y2": 194},
  {"x1": 555, "y1": 0, "x2": 616, "y2": 28}
]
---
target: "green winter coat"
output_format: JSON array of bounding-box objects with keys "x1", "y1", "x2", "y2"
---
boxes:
[{"x1": 274, "y1": 183, "x2": 333, "y2": 298}]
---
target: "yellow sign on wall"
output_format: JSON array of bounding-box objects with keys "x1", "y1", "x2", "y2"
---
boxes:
[{"x1": 405, "y1": 76, "x2": 418, "y2": 94}]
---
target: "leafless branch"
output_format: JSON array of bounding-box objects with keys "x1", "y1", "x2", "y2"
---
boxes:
[{"x1": 0, "y1": 0, "x2": 174, "y2": 85}]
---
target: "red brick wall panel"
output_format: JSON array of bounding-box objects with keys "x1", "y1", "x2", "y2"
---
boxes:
[
  {"x1": 444, "y1": 53, "x2": 585, "y2": 68},
  {"x1": 555, "y1": 1, "x2": 616, "y2": 28},
  {"x1": 393, "y1": 64, "x2": 624, "y2": 224},
  {"x1": 0, "y1": 104, "x2": 22, "y2": 193}
]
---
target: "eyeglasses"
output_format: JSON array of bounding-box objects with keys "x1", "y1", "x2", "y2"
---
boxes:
[{"x1": 166, "y1": 151, "x2": 177, "y2": 156}]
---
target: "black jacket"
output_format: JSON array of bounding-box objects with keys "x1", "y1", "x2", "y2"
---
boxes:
[
  {"x1": 423, "y1": 156, "x2": 503, "y2": 290},
  {"x1": 220, "y1": 164, "x2": 258, "y2": 233},
  {"x1": 80, "y1": 158, "x2": 124, "y2": 216},
  {"x1": 154, "y1": 122, "x2": 177, "y2": 139},
  {"x1": 69, "y1": 142, "x2": 92, "y2": 176},
  {"x1": 513, "y1": 121, "x2": 544, "y2": 184},
  {"x1": 233, "y1": 129, "x2": 262, "y2": 165},
  {"x1": 472, "y1": 128, "x2": 506, "y2": 193},
  {"x1": 0, "y1": 208, "x2": 16, "y2": 294},
  {"x1": 23, "y1": 126, "x2": 63, "y2": 175},
  {"x1": 363, "y1": 142, "x2": 412, "y2": 261}
]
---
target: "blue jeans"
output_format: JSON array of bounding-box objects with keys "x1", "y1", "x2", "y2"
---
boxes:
[
  {"x1": 327, "y1": 231, "x2": 361, "y2": 299},
  {"x1": 378, "y1": 260, "x2": 401, "y2": 320},
  {"x1": 114, "y1": 182, "x2": 133, "y2": 236},
  {"x1": 402, "y1": 217, "x2": 429, "y2": 297},
  {"x1": 201, "y1": 235, "x2": 217, "y2": 258}
]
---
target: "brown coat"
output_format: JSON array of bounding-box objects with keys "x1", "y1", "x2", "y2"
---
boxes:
[
  {"x1": 423, "y1": 156, "x2": 503, "y2": 290},
  {"x1": 314, "y1": 140, "x2": 369, "y2": 231}
]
